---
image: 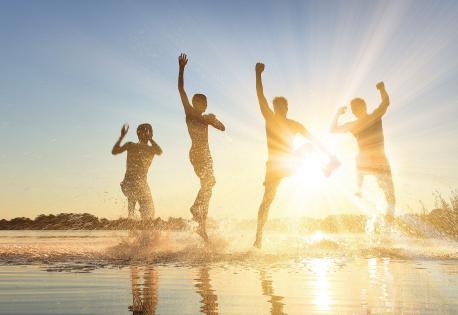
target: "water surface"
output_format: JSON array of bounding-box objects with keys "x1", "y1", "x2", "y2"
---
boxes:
[{"x1": 0, "y1": 230, "x2": 457, "y2": 314}]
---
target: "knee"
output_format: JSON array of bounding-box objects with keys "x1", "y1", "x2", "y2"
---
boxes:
[{"x1": 202, "y1": 175, "x2": 216, "y2": 188}]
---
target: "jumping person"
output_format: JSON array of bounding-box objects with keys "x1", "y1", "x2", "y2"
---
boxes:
[
  {"x1": 254, "y1": 62, "x2": 339, "y2": 248},
  {"x1": 178, "y1": 53, "x2": 225, "y2": 242},
  {"x1": 330, "y1": 81, "x2": 395, "y2": 222},
  {"x1": 112, "y1": 123, "x2": 162, "y2": 221}
]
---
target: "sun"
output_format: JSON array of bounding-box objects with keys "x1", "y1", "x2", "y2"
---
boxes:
[
  {"x1": 300, "y1": 155, "x2": 326, "y2": 179},
  {"x1": 292, "y1": 147, "x2": 328, "y2": 190}
]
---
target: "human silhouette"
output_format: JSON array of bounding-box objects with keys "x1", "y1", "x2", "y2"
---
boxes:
[
  {"x1": 129, "y1": 266, "x2": 159, "y2": 315},
  {"x1": 194, "y1": 266, "x2": 219, "y2": 315},
  {"x1": 254, "y1": 62, "x2": 339, "y2": 248},
  {"x1": 178, "y1": 53, "x2": 225, "y2": 242},
  {"x1": 330, "y1": 81, "x2": 395, "y2": 221},
  {"x1": 112, "y1": 123, "x2": 162, "y2": 221}
]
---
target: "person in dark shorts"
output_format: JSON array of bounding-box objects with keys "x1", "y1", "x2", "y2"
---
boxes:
[
  {"x1": 254, "y1": 62, "x2": 339, "y2": 248},
  {"x1": 330, "y1": 81, "x2": 395, "y2": 222},
  {"x1": 178, "y1": 53, "x2": 225, "y2": 242},
  {"x1": 112, "y1": 123, "x2": 162, "y2": 221}
]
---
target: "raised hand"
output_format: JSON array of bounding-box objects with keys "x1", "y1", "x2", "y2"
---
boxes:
[
  {"x1": 376, "y1": 81, "x2": 385, "y2": 90},
  {"x1": 120, "y1": 123, "x2": 129, "y2": 138},
  {"x1": 179, "y1": 53, "x2": 188, "y2": 68},
  {"x1": 255, "y1": 62, "x2": 265, "y2": 74},
  {"x1": 337, "y1": 106, "x2": 347, "y2": 115}
]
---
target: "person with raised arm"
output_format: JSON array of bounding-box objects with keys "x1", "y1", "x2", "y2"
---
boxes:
[
  {"x1": 178, "y1": 53, "x2": 225, "y2": 243},
  {"x1": 112, "y1": 123, "x2": 162, "y2": 221},
  {"x1": 254, "y1": 62, "x2": 339, "y2": 248},
  {"x1": 330, "y1": 81, "x2": 395, "y2": 222}
]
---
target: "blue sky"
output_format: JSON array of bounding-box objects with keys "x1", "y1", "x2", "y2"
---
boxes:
[{"x1": 1, "y1": 0, "x2": 458, "y2": 219}]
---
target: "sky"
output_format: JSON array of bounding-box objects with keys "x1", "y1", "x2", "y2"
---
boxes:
[{"x1": 1, "y1": 0, "x2": 458, "y2": 220}]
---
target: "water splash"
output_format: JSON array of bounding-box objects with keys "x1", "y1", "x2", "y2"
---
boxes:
[{"x1": 0, "y1": 225, "x2": 457, "y2": 270}]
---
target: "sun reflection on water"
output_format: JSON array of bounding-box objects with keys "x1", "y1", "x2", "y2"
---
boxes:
[{"x1": 309, "y1": 258, "x2": 333, "y2": 312}]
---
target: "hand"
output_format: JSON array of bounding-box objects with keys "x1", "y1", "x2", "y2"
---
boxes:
[
  {"x1": 120, "y1": 123, "x2": 129, "y2": 138},
  {"x1": 179, "y1": 53, "x2": 188, "y2": 68},
  {"x1": 337, "y1": 106, "x2": 347, "y2": 115},
  {"x1": 255, "y1": 62, "x2": 265, "y2": 74},
  {"x1": 206, "y1": 113, "x2": 216, "y2": 121},
  {"x1": 376, "y1": 81, "x2": 385, "y2": 90}
]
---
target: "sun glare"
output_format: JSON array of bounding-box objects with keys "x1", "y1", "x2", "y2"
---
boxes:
[{"x1": 295, "y1": 155, "x2": 326, "y2": 187}]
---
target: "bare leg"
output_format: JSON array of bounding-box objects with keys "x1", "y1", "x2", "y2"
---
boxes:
[
  {"x1": 377, "y1": 171, "x2": 396, "y2": 222},
  {"x1": 191, "y1": 169, "x2": 216, "y2": 242},
  {"x1": 127, "y1": 198, "x2": 137, "y2": 219},
  {"x1": 191, "y1": 175, "x2": 215, "y2": 242},
  {"x1": 138, "y1": 185, "x2": 155, "y2": 223},
  {"x1": 254, "y1": 181, "x2": 279, "y2": 248}
]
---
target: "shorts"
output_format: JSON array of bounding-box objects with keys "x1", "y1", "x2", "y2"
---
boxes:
[
  {"x1": 189, "y1": 149, "x2": 215, "y2": 184},
  {"x1": 121, "y1": 179, "x2": 152, "y2": 201},
  {"x1": 357, "y1": 154, "x2": 392, "y2": 176},
  {"x1": 121, "y1": 179, "x2": 154, "y2": 219},
  {"x1": 263, "y1": 159, "x2": 296, "y2": 186}
]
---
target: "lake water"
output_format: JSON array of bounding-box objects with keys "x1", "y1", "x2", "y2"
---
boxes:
[{"x1": 0, "y1": 230, "x2": 457, "y2": 314}]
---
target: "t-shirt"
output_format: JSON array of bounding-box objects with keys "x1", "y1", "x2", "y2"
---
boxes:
[
  {"x1": 352, "y1": 118, "x2": 386, "y2": 157},
  {"x1": 264, "y1": 114, "x2": 307, "y2": 160}
]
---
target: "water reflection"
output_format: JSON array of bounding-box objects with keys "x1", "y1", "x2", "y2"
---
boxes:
[
  {"x1": 123, "y1": 258, "x2": 456, "y2": 314},
  {"x1": 129, "y1": 266, "x2": 158, "y2": 315},
  {"x1": 260, "y1": 270, "x2": 286, "y2": 315},
  {"x1": 194, "y1": 266, "x2": 219, "y2": 315},
  {"x1": 310, "y1": 258, "x2": 333, "y2": 312}
]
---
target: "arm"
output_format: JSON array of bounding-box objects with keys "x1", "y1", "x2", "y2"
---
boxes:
[
  {"x1": 178, "y1": 53, "x2": 199, "y2": 117},
  {"x1": 204, "y1": 114, "x2": 225, "y2": 131},
  {"x1": 112, "y1": 124, "x2": 130, "y2": 155},
  {"x1": 371, "y1": 81, "x2": 390, "y2": 120},
  {"x1": 306, "y1": 131, "x2": 334, "y2": 158},
  {"x1": 295, "y1": 121, "x2": 336, "y2": 159},
  {"x1": 149, "y1": 138, "x2": 163, "y2": 155},
  {"x1": 255, "y1": 63, "x2": 273, "y2": 118},
  {"x1": 330, "y1": 106, "x2": 355, "y2": 133}
]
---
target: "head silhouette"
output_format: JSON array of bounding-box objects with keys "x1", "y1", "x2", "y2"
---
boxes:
[
  {"x1": 137, "y1": 123, "x2": 152, "y2": 141},
  {"x1": 351, "y1": 98, "x2": 367, "y2": 118},
  {"x1": 192, "y1": 94, "x2": 207, "y2": 113},
  {"x1": 273, "y1": 97, "x2": 288, "y2": 117}
]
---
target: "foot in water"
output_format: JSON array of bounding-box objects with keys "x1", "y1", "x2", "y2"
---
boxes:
[
  {"x1": 196, "y1": 222, "x2": 209, "y2": 243},
  {"x1": 253, "y1": 235, "x2": 262, "y2": 249}
]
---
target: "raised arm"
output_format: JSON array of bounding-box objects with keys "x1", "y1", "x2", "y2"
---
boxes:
[
  {"x1": 149, "y1": 138, "x2": 163, "y2": 155},
  {"x1": 204, "y1": 114, "x2": 225, "y2": 131},
  {"x1": 371, "y1": 81, "x2": 390, "y2": 120},
  {"x1": 178, "y1": 53, "x2": 198, "y2": 116},
  {"x1": 255, "y1": 62, "x2": 273, "y2": 118},
  {"x1": 330, "y1": 106, "x2": 355, "y2": 133},
  {"x1": 112, "y1": 124, "x2": 130, "y2": 155}
]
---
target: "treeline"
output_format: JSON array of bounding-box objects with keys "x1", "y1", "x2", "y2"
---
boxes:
[
  {"x1": 257, "y1": 189, "x2": 458, "y2": 239},
  {"x1": 1, "y1": 210, "x2": 456, "y2": 239},
  {"x1": 1, "y1": 191, "x2": 457, "y2": 239},
  {"x1": 0, "y1": 213, "x2": 188, "y2": 231},
  {"x1": 252, "y1": 209, "x2": 457, "y2": 239}
]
